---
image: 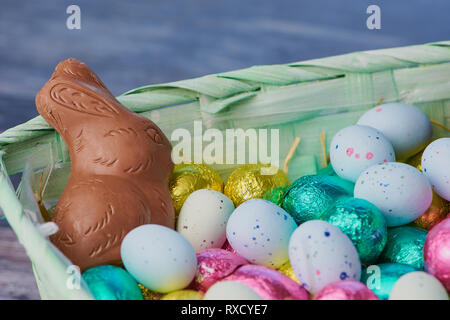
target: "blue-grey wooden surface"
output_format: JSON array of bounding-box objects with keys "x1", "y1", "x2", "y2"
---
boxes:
[{"x1": 0, "y1": 0, "x2": 448, "y2": 299}]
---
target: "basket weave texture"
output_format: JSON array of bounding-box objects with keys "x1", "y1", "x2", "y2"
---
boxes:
[{"x1": 0, "y1": 41, "x2": 449, "y2": 299}]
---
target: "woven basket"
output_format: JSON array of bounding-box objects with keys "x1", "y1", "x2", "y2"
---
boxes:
[{"x1": 0, "y1": 41, "x2": 449, "y2": 299}]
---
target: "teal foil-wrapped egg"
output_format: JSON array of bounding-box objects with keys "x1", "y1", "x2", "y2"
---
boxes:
[
  {"x1": 360, "y1": 263, "x2": 418, "y2": 300},
  {"x1": 380, "y1": 226, "x2": 427, "y2": 269},
  {"x1": 320, "y1": 197, "x2": 388, "y2": 265},
  {"x1": 282, "y1": 174, "x2": 354, "y2": 224},
  {"x1": 83, "y1": 265, "x2": 144, "y2": 300}
]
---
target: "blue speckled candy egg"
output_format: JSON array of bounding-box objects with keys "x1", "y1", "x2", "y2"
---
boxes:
[
  {"x1": 288, "y1": 220, "x2": 361, "y2": 294},
  {"x1": 354, "y1": 162, "x2": 432, "y2": 227},
  {"x1": 360, "y1": 263, "x2": 418, "y2": 300},
  {"x1": 82, "y1": 265, "x2": 143, "y2": 300},
  {"x1": 226, "y1": 199, "x2": 297, "y2": 268},
  {"x1": 357, "y1": 103, "x2": 432, "y2": 160},
  {"x1": 121, "y1": 224, "x2": 197, "y2": 293},
  {"x1": 282, "y1": 174, "x2": 354, "y2": 224},
  {"x1": 330, "y1": 125, "x2": 395, "y2": 182},
  {"x1": 422, "y1": 138, "x2": 450, "y2": 201}
]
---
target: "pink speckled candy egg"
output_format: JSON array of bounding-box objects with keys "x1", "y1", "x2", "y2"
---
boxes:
[
  {"x1": 223, "y1": 264, "x2": 309, "y2": 300},
  {"x1": 424, "y1": 217, "x2": 450, "y2": 291},
  {"x1": 193, "y1": 249, "x2": 247, "y2": 292},
  {"x1": 422, "y1": 138, "x2": 450, "y2": 201},
  {"x1": 314, "y1": 280, "x2": 379, "y2": 300},
  {"x1": 330, "y1": 125, "x2": 395, "y2": 182}
]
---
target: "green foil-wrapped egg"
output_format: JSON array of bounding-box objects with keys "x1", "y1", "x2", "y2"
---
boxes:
[
  {"x1": 282, "y1": 174, "x2": 354, "y2": 224},
  {"x1": 320, "y1": 197, "x2": 388, "y2": 265},
  {"x1": 263, "y1": 186, "x2": 288, "y2": 207},
  {"x1": 380, "y1": 226, "x2": 427, "y2": 269},
  {"x1": 360, "y1": 263, "x2": 418, "y2": 300},
  {"x1": 83, "y1": 265, "x2": 143, "y2": 300}
]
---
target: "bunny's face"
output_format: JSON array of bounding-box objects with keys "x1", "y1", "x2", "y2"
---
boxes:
[{"x1": 36, "y1": 59, "x2": 173, "y2": 182}]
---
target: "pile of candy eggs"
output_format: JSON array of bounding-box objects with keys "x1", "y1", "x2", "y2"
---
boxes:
[{"x1": 81, "y1": 103, "x2": 449, "y2": 300}]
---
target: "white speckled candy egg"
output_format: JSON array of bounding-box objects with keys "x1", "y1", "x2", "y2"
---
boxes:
[
  {"x1": 177, "y1": 189, "x2": 235, "y2": 252},
  {"x1": 204, "y1": 281, "x2": 262, "y2": 300},
  {"x1": 354, "y1": 162, "x2": 432, "y2": 227},
  {"x1": 389, "y1": 271, "x2": 449, "y2": 300},
  {"x1": 422, "y1": 138, "x2": 450, "y2": 201},
  {"x1": 226, "y1": 199, "x2": 297, "y2": 268},
  {"x1": 357, "y1": 103, "x2": 432, "y2": 160},
  {"x1": 288, "y1": 220, "x2": 361, "y2": 294},
  {"x1": 330, "y1": 125, "x2": 395, "y2": 182},
  {"x1": 121, "y1": 224, "x2": 197, "y2": 293}
]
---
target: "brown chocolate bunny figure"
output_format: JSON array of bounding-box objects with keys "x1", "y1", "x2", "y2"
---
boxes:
[{"x1": 36, "y1": 59, "x2": 175, "y2": 271}]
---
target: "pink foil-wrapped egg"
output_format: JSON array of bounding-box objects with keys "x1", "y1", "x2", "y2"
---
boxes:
[
  {"x1": 314, "y1": 280, "x2": 379, "y2": 300},
  {"x1": 222, "y1": 239, "x2": 238, "y2": 254},
  {"x1": 424, "y1": 216, "x2": 450, "y2": 291},
  {"x1": 223, "y1": 264, "x2": 309, "y2": 300},
  {"x1": 193, "y1": 249, "x2": 247, "y2": 292}
]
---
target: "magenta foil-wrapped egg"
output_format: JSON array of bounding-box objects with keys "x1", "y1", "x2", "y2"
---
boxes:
[
  {"x1": 222, "y1": 239, "x2": 238, "y2": 254},
  {"x1": 314, "y1": 280, "x2": 379, "y2": 300},
  {"x1": 223, "y1": 265, "x2": 309, "y2": 300},
  {"x1": 424, "y1": 216, "x2": 450, "y2": 291},
  {"x1": 193, "y1": 249, "x2": 247, "y2": 292}
]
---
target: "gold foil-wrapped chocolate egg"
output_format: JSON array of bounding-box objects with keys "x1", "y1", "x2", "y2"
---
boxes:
[
  {"x1": 161, "y1": 290, "x2": 204, "y2": 300},
  {"x1": 224, "y1": 163, "x2": 290, "y2": 207},
  {"x1": 138, "y1": 284, "x2": 163, "y2": 300},
  {"x1": 169, "y1": 163, "x2": 223, "y2": 216},
  {"x1": 411, "y1": 191, "x2": 450, "y2": 230},
  {"x1": 277, "y1": 261, "x2": 299, "y2": 284}
]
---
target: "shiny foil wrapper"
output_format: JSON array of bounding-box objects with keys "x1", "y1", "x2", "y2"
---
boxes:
[
  {"x1": 221, "y1": 239, "x2": 238, "y2": 255},
  {"x1": 161, "y1": 290, "x2": 203, "y2": 300},
  {"x1": 424, "y1": 217, "x2": 450, "y2": 291},
  {"x1": 193, "y1": 249, "x2": 248, "y2": 292},
  {"x1": 138, "y1": 283, "x2": 163, "y2": 300},
  {"x1": 411, "y1": 191, "x2": 450, "y2": 231},
  {"x1": 320, "y1": 197, "x2": 388, "y2": 265},
  {"x1": 277, "y1": 261, "x2": 300, "y2": 284},
  {"x1": 282, "y1": 174, "x2": 354, "y2": 224},
  {"x1": 263, "y1": 186, "x2": 288, "y2": 207},
  {"x1": 223, "y1": 265, "x2": 309, "y2": 300},
  {"x1": 360, "y1": 263, "x2": 418, "y2": 300},
  {"x1": 380, "y1": 226, "x2": 427, "y2": 269},
  {"x1": 224, "y1": 164, "x2": 290, "y2": 207},
  {"x1": 169, "y1": 163, "x2": 223, "y2": 215},
  {"x1": 314, "y1": 280, "x2": 379, "y2": 300}
]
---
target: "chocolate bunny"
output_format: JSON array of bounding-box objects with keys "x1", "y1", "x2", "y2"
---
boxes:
[{"x1": 36, "y1": 59, "x2": 175, "y2": 271}]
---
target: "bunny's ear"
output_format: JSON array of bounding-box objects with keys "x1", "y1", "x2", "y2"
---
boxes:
[
  {"x1": 38, "y1": 59, "x2": 124, "y2": 119},
  {"x1": 51, "y1": 58, "x2": 108, "y2": 91},
  {"x1": 44, "y1": 79, "x2": 121, "y2": 118}
]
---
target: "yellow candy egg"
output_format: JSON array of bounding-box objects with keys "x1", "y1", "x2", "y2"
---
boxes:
[
  {"x1": 160, "y1": 290, "x2": 204, "y2": 300},
  {"x1": 169, "y1": 163, "x2": 223, "y2": 216},
  {"x1": 224, "y1": 163, "x2": 290, "y2": 207}
]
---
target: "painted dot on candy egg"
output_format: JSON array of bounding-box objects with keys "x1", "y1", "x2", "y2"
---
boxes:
[
  {"x1": 340, "y1": 272, "x2": 348, "y2": 280},
  {"x1": 366, "y1": 152, "x2": 374, "y2": 160}
]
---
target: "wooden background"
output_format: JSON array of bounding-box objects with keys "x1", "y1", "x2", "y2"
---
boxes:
[{"x1": 0, "y1": 0, "x2": 448, "y2": 299}]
